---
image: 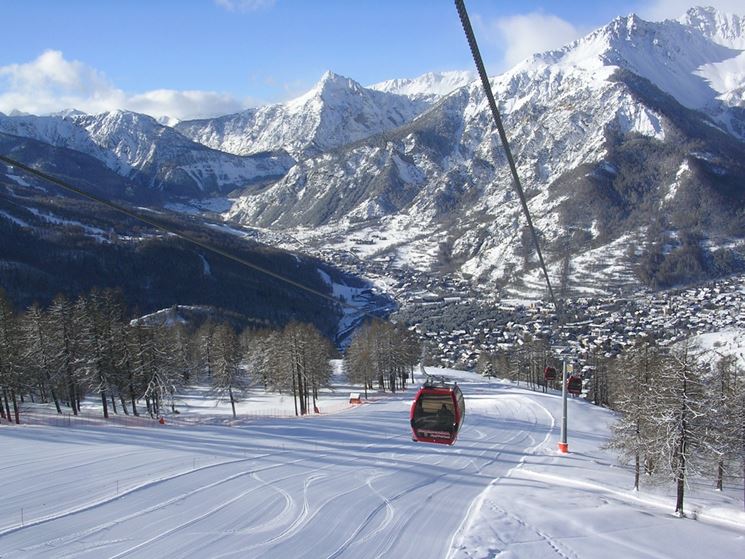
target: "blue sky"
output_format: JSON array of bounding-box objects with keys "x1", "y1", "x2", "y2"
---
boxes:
[{"x1": 0, "y1": 0, "x2": 740, "y2": 119}]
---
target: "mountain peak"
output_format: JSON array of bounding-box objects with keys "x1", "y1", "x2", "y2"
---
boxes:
[
  {"x1": 50, "y1": 108, "x2": 87, "y2": 119},
  {"x1": 510, "y1": 7, "x2": 745, "y2": 113},
  {"x1": 284, "y1": 71, "x2": 364, "y2": 110},
  {"x1": 315, "y1": 71, "x2": 362, "y2": 95},
  {"x1": 601, "y1": 12, "x2": 653, "y2": 42},
  {"x1": 369, "y1": 70, "x2": 475, "y2": 99},
  {"x1": 680, "y1": 5, "x2": 745, "y2": 48},
  {"x1": 319, "y1": 70, "x2": 343, "y2": 83},
  {"x1": 94, "y1": 108, "x2": 159, "y2": 126}
]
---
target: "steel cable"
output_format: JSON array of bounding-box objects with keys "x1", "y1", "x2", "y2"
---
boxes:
[
  {"x1": 0, "y1": 153, "x2": 377, "y2": 318},
  {"x1": 454, "y1": 0, "x2": 561, "y2": 316}
]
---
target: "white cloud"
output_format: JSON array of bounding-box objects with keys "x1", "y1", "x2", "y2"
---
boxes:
[
  {"x1": 640, "y1": 0, "x2": 745, "y2": 21},
  {"x1": 477, "y1": 12, "x2": 585, "y2": 70},
  {"x1": 0, "y1": 50, "x2": 121, "y2": 114},
  {"x1": 128, "y1": 90, "x2": 246, "y2": 120},
  {"x1": 214, "y1": 0, "x2": 276, "y2": 12},
  {"x1": 0, "y1": 50, "x2": 250, "y2": 120}
]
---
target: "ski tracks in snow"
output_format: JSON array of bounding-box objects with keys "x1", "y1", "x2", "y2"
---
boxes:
[
  {"x1": 447, "y1": 393, "x2": 563, "y2": 559},
  {"x1": 3, "y1": 379, "x2": 566, "y2": 559},
  {"x1": 9, "y1": 448, "x2": 331, "y2": 556}
]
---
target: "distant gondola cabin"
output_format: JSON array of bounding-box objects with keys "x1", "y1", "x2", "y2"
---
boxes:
[
  {"x1": 410, "y1": 381, "x2": 465, "y2": 445},
  {"x1": 567, "y1": 375, "x2": 582, "y2": 396}
]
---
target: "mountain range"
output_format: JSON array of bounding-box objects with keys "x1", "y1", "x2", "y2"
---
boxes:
[
  {"x1": 0, "y1": 110, "x2": 293, "y2": 198},
  {"x1": 2, "y1": 6, "x2": 745, "y2": 306}
]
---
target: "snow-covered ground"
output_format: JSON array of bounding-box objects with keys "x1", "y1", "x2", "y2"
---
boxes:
[{"x1": 1, "y1": 367, "x2": 743, "y2": 558}]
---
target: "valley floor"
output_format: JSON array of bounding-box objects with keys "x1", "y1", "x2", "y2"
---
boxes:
[{"x1": 1, "y1": 369, "x2": 743, "y2": 558}]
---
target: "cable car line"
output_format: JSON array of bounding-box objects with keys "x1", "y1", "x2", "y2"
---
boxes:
[
  {"x1": 454, "y1": 0, "x2": 561, "y2": 318},
  {"x1": 0, "y1": 153, "x2": 387, "y2": 322},
  {"x1": 453, "y1": 0, "x2": 585, "y2": 450}
]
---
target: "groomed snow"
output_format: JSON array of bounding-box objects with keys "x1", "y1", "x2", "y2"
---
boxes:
[{"x1": 1, "y1": 367, "x2": 743, "y2": 558}]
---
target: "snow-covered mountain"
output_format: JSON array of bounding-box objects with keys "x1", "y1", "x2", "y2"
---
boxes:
[
  {"x1": 682, "y1": 6, "x2": 745, "y2": 48},
  {"x1": 226, "y1": 7, "x2": 745, "y2": 296},
  {"x1": 0, "y1": 110, "x2": 292, "y2": 195},
  {"x1": 368, "y1": 70, "x2": 475, "y2": 102},
  {"x1": 2, "y1": 7, "x2": 745, "y2": 298},
  {"x1": 174, "y1": 71, "x2": 430, "y2": 158},
  {"x1": 532, "y1": 7, "x2": 745, "y2": 134},
  {"x1": 0, "y1": 157, "x2": 388, "y2": 335},
  {"x1": 681, "y1": 7, "x2": 745, "y2": 110},
  {"x1": 157, "y1": 115, "x2": 181, "y2": 127}
]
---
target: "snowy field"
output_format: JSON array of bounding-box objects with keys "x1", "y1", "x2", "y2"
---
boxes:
[{"x1": 1, "y1": 368, "x2": 743, "y2": 558}]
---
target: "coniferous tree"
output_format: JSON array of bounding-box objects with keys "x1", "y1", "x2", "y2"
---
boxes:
[
  {"x1": 121, "y1": 322, "x2": 144, "y2": 417},
  {"x1": 74, "y1": 289, "x2": 128, "y2": 418},
  {"x1": 703, "y1": 353, "x2": 745, "y2": 504},
  {"x1": 72, "y1": 294, "x2": 110, "y2": 418},
  {"x1": 167, "y1": 323, "x2": 196, "y2": 385},
  {"x1": 725, "y1": 362, "x2": 745, "y2": 510},
  {"x1": 0, "y1": 289, "x2": 22, "y2": 423},
  {"x1": 151, "y1": 323, "x2": 191, "y2": 413},
  {"x1": 195, "y1": 320, "x2": 217, "y2": 383},
  {"x1": 393, "y1": 324, "x2": 419, "y2": 389},
  {"x1": 280, "y1": 321, "x2": 307, "y2": 416},
  {"x1": 524, "y1": 334, "x2": 551, "y2": 392},
  {"x1": 21, "y1": 303, "x2": 62, "y2": 413},
  {"x1": 240, "y1": 328, "x2": 274, "y2": 390},
  {"x1": 493, "y1": 350, "x2": 512, "y2": 380},
  {"x1": 259, "y1": 328, "x2": 290, "y2": 395},
  {"x1": 47, "y1": 294, "x2": 81, "y2": 415},
  {"x1": 586, "y1": 342, "x2": 613, "y2": 407},
  {"x1": 375, "y1": 321, "x2": 396, "y2": 392},
  {"x1": 301, "y1": 323, "x2": 333, "y2": 413},
  {"x1": 607, "y1": 336, "x2": 662, "y2": 490},
  {"x1": 652, "y1": 339, "x2": 707, "y2": 516},
  {"x1": 94, "y1": 289, "x2": 129, "y2": 415},
  {"x1": 346, "y1": 320, "x2": 420, "y2": 395},
  {"x1": 508, "y1": 343, "x2": 529, "y2": 387},
  {"x1": 130, "y1": 322, "x2": 166, "y2": 418},
  {"x1": 211, "y1": 323, "x2": 245, "y2": 418},
  {"x1": 271, "y1": 322, "x2": 333, "y2": 416},
  {"x1": 346, "y1": 323, "x2": 376, "y2": 399},
  {"x1": 476, "y1": 352, "x2": 496, "y2": 377},
  {"x1": 123, "y1": 321, "x2": 171, "y2": 417}
]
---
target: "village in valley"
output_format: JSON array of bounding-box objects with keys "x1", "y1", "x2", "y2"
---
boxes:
[
  {"x1": 414, "y1": 280, "x2": 745, "y2": 373},
  {"x1": 322, "y1": 245, "x2": 745, "y2": 373}
]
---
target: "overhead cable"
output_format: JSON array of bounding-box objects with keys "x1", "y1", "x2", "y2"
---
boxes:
[
  {"x1": 0, "y1": 153, "x2": 386, "y2": 321},
  {"x1": 454, "y1": 0, "x2": 561, "y2": 316}
]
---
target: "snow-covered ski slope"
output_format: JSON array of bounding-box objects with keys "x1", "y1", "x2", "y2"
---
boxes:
[{"x1": 1, "y1": 369, "x2": 743, "y2": 558}]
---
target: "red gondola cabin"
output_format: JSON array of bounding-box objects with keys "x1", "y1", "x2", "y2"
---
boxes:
[
  {"x1": 544, "y1": 366, "x2": 557, "y2": 382},
  {"x1": 410, "y1": 380, "x2": 465, "y2": 445},
  {"x1": 567, "y1": 375, "x2": 582, "y2": 396}
]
